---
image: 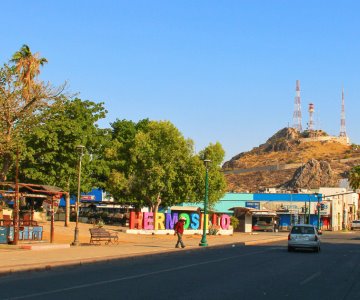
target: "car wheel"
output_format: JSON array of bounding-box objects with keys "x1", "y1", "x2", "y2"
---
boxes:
[
  {"x1": 314, "y1": 246, "x2": 320, "y2": 253},
  {"x1": 288, "y1": 246, "x2": 293, "y2": 252}
]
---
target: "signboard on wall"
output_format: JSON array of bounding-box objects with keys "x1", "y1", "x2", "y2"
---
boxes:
[
  {"x1": 245, "y1": 201, "x2": 260, "y2": 209},
  {"x1": 81, "y1": 195, "x2": 95, "y2": 201}
]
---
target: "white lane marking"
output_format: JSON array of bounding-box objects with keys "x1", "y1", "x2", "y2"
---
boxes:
[
  {"x1": 300, "y1": 271, "x2": 321, "y2": 285},
  {"x1": 6, "y1": 249, "x2": 270, "y2": 299}
]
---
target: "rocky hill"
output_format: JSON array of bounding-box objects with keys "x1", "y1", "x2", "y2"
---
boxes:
[{"x1": 223, "y1": 128, "x2": 360, "y2": 192}]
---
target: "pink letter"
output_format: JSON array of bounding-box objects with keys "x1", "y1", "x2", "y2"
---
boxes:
[
  {"x1": 220, "y1": 215, "x2": 231, "y2": 230},
  {"x1": 143, "y1": 212, "x2": 154, "y2": 230}
]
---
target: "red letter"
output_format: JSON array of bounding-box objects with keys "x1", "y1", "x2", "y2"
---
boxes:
[{"x1": 129, "y1": 212, "x2": 143, "y2": 229}]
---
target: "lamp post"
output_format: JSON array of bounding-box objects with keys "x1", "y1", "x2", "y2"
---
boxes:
[
  {"x1": 199, "y1": 159, "x2": 211, "y2": 247},
  {"x1": 72, "y1": 145, "x2": 85, "y2": 246}
]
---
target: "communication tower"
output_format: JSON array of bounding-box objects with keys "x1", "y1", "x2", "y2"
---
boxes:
[
  {"x1": 339, "y1": 88, "x2": 347, "y2": 137},
  {"x1": 308, "y1": 103, "x2": 315, "y2": 131},
  {"x1": 292, "y1": 80, "x2": 302, "y2": 132}
]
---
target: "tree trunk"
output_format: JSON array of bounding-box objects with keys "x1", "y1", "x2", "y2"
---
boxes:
[
  {"x1": 153, "y1": 193, "x2": 162, "y2": 231},
  {"x1": 0, "y1": 152, "x2": 12, "y2": 181},
  {"x1": 153, "y1": 193, "x2": 161, "y2": 214}
]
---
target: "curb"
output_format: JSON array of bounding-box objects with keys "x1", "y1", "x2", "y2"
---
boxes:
[{"x1": 20, "y1": 244, "x2": 71, "y2": 250}]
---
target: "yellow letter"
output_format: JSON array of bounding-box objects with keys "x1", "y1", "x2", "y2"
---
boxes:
[{"x1": 154, "y1": 213, "x2": 165, "y2": 230}]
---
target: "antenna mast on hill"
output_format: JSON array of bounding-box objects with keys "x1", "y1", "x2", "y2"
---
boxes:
[
  {"x1": 308, "y1": 103, "x2": 315, "y2": 131},
  {"x1": 293, "y1": 80, "x2": 302, "y2": 132},
  {"x1": 340, "y1": 88, "x2": 347, "y2": 137}
]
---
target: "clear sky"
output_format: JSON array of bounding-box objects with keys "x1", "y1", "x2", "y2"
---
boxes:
[{"x1": 1, "y1": 1, "x2": 359, "y2": 162}]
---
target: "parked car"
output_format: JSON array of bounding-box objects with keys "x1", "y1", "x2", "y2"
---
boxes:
[
  {"x1": 252, "y1": 220, "x2": 274, "y2": 232},
  {"x1": 288, "y1": 224, "x2": 321, "y2": 252},
  {"x1": 351, "y1": 220, "x2": 360, "y2": 230}
]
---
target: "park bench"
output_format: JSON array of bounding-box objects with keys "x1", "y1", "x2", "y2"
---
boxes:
[{"x1": 89, "y1": 228, "x2": 119, "y2": 245}]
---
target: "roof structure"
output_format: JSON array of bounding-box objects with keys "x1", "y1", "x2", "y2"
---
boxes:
[
  {"x1": 229, "y1": 207, "x2": 277, "y2": 217},
  {"x1": 0, "y1": 182, "x2": 66, "y2": 200}
]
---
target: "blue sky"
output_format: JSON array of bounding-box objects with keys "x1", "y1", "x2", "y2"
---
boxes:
[{"x1": 1, "y1": 1, "x2": 359, "y2": 162}]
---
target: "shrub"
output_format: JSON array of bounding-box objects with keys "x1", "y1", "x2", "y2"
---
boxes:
[
  {"x1": 95, "y1": 218, "x2": 105, "y2": 228},
  {"x1": 208, "y1": 225, "x2": 220, "y2": 235},
  {"x1": 230, "y1": 216, "x2": 239, "y2": 229}
]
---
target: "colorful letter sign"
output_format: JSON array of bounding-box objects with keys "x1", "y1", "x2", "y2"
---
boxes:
[{"x1": 129, "y1": 211, "x2": 231, "y2": 231}]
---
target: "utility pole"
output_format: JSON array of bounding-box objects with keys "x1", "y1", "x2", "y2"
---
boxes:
[
  {"x1": 11, "y1": 149, "x2": 20, "y2": 245},
  {"x1": 50, "y1": 196, "x2": 55, "y2": 243},
  {"x1": 317, "y1": 193, "x2": 321, "y2": 230},
  {"x1": 340, "y1": 88, "x2": 347, "y2": 137}
]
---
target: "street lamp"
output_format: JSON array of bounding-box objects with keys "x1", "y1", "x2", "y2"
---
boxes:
[
  {"x1": 199, "y1": 159, "x2": 211, "y2": 247},
  {"x1": 72, "y1": 145, "x2": 85, "y2": 246}
]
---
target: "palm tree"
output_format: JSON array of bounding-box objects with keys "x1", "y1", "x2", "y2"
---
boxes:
[
  {"x1": 349, "y1": 166, "x2": 360, "y2": 191},
  {"x1": 11, "y1": 44, "x2": 48, "y2": 102}
]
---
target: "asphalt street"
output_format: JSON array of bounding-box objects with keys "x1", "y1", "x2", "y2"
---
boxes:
[{"x1": 1, "y1": 232, "x2": 360, "y2": 300}]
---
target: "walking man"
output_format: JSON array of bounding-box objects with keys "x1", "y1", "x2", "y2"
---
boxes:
[{"x1": 174, "y1": 217, "x2": 186, "y2": 248}]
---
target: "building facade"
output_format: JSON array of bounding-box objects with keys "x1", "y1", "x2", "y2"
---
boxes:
[{"x1": 186, "y1": 189, "x2": 358, "y2": 231}]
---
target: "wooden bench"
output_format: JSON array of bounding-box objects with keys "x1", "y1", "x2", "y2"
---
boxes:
[{"x1": 89, "y1": 228, "x2": 119, "y2": 245}]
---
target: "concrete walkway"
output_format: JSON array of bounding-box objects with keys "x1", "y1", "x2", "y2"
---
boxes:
[{"x1": 0, "y1": 221, "x2": 288, "y2": 275}]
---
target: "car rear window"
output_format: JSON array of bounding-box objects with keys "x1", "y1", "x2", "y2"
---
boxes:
[{"x1": 291, "y1": 226, "x2": 315, "y2": 234}]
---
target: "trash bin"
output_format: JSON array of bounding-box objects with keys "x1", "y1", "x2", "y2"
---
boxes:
[{"x1": 0, "y1": 226, "x2": 8, "y2": 244}]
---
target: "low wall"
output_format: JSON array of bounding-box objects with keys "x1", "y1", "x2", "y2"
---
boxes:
[
  {"x1": 126, "y1": 229, "x2": 233, "y2": 235},
  {"x1": 300, "y1": 136, "x2": 350, "y2": 145}
]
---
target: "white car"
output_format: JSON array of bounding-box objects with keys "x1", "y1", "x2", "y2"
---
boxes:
[
  {"x1": 288, "y1": 224, "x2": 321, "y2": 252},
  {"x1": 351, "y1": 220, "x2": 360, "y2": 230}
]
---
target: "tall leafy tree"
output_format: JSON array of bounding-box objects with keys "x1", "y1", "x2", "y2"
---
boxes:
[
  {"x1": 0, "y1": 45, "x2": 64, "y2": 180},
  {"x1": 105, "y1": 120, "x2": 226, "y2": 210},
  {"x1": 129, "y1": 120, "x2": 202, "y2": 212},
  {"x1": 19, "y1": 97, "x2": 109, "y2": 194},
  {"x1": 104, "y1": 119, "x2": 149, "y2": 203},
  {"x1": 198, "y1": 142, "x2": 227, "y2": 207},
  {"x1": 11, "y1": 44, "x2": 48, "y2": 102},
  {"x1": 349, "y1": 166, "x2": 360, "y2": 191}
]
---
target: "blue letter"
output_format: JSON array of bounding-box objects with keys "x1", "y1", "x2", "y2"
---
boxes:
[{"x1": 190, "y1": 213, "x2": 200, "y2": 229}]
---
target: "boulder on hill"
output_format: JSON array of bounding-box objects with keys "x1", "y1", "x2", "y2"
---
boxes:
[{"x1": 281, "y1": 158, "x2": 338, "y2": 189}]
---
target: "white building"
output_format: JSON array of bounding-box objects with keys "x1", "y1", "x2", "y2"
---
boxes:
[{"x1": 318, "y1": 187, "x2": 358, "y2": 231}]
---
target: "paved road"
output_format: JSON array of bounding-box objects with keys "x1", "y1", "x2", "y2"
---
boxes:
[{"x1": 1, "y1": 232, "x2": 360, "y2": 300}]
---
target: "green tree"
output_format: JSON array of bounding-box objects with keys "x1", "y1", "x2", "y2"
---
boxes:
[
  {"x1": 0, "y1": 45, "x2": 64, "y2": 181},
  {"x1": 19, "y1": 98, "x2": 109, "y2": 194},
  {"x1": 129, "y1": 120, "x2": 202, "y2": 212},
  {"x1": 349, "y1": 166, "x2": 360, "y2": 191},
  {"x1": 104, "y1": 119, "x2": 149, "y2": 203},
  {"x1": 198, "y1": 142, "x2": 227, "y2": 207}
]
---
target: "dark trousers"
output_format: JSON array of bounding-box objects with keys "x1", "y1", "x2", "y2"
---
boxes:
[{"x1": 176, "y1": 232, "x2": 185, "y2": 248}]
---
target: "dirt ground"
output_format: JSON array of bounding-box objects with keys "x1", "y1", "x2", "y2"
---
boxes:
[{"x1": 41, "y1": 221, "x2": 125, "y2": 244}]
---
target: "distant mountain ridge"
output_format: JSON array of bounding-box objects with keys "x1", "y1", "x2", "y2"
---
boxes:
[{"x1": 223, "y1": 128, "x2": 360, "y2": 192}]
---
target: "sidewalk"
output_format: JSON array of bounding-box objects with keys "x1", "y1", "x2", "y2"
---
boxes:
[{"x1": 0, "y1": 221, "x2": 288, "y2": 275}]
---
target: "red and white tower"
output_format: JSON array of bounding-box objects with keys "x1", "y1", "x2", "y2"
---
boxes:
[
  {"x1": 293, "y1": 80, "x2": 302, "y2": 132},
  {"x1": 339, "y1": 88, "x2": 347, "y2": 137},
  {"x1": 308, "y1": 103, "x2": 315, "y2": 131}
]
